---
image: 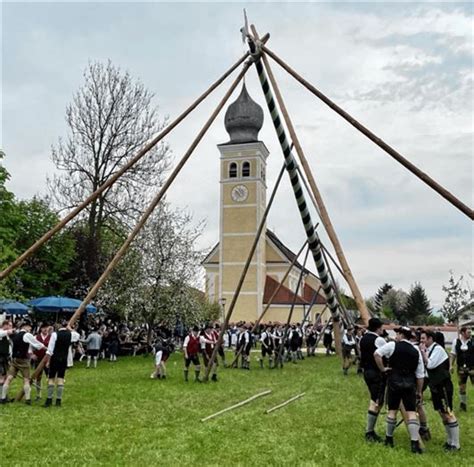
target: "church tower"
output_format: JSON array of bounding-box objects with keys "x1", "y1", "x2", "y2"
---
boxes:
[{"x1": 217, "y1": 84, "x2": 269, "y2": 322}]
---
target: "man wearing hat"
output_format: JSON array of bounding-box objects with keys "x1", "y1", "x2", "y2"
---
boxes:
[
  {"x1": 374, "y1": 326, "x2": 425, "y2": 454},
  {"x1": 359, "y1": 318, "x2": 387, "y2": 442},
  {"x1": 1, "y1": 320, "x2": 46, "y2": 405},
  {"x1": 201, "y1": 323, "x2": 218, "y2": 381}
]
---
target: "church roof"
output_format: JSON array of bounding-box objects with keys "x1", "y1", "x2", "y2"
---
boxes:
[{"x1": 263, "y1": 276, "x2": 326, "y2": 306}]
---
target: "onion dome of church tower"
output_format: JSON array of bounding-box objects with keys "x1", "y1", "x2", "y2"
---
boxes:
[{"x1": 224, "y1": 83, "x2": 264, "y2": 143}]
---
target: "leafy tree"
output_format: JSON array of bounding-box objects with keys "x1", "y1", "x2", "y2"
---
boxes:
[
  {"x1": 374, "y1": 283, "x2": 393, "y2": 314},
  {"x1": 48, "y1": 60, "x2": 171, "y2": 289},
  {"x1": 403, "y1": 282, "x2": 432, "y2": 325},
  {"x1": 380, "y1": 288, "x2": 408, "y2": 322},
  {"x1": 12, "y1": 197, "x2": 76, "y2": 298},
  {"x1": 441, "y1": 272, "x2": 469, "y2": 323}
]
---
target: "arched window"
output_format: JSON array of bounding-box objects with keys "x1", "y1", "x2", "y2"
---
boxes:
[
  {"x1": 229, "y1": 162, "x2": 237, "y2": 178},
  {"x1": 242, "y1": 161, "x2": 250, "y2": 177}
]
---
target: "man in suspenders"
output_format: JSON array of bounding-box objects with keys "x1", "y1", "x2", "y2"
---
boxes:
[
  {"x1": 1, "y1": 320, "x2": 46, "y2": 405},
  {"x1": 259, "y1": 325, "x2": 274, "y2": 369},
  {"x1": 359, "y1": 318, "x2": 387, "y2": 442},
  {"x1": 342, "y1": 327, "x2": 356, "y2": 376},
  {"x1": 420, "y1": 330, "x2": 460, "y2": 451},
  {"x1": 201, "y1": 323, "x2": 218, "y2": 381},
  {"x1": 375, "y1": 326, "x2": 425, "y2": 454},
  {"x1": 0, "y1": 320, "x2": 14, "y2": 397},
  {"x1": 44, "y1": 321, "x2": 79, "y2": 407},
  {"x1": 183, "y1": 326, "x2": 202, "y2": 382},
  {"x1": 449, "y1": 326, "x2": 473, "y2": 412}
]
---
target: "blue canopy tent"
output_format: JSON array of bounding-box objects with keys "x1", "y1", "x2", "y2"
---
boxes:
[
  {"x1": 0, "y1": 300, "x2": 29, "y2": 315},
  {"x1": 28, "y1": 296, "x2": 97, "y2": 313}
]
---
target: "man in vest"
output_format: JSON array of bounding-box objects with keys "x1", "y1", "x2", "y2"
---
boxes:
[
  {"x1": 183, "y1": 326, "x2": 202, "y2": 382},
  {"x1": 213, "y1": 323, "x2": 227, "y2": 368},
  {"x1": 32, "y1": 323, "x2": 51, "y2": 401},
  {"x1": 449, "y1": 326, "x2": 473, "y2": 412},
  {"x1": 259, "y1": 325, "x2": 274, "y2": 369},
  {"x1": 360, "y1": 318, "x2": 387, "y2": 442},
  {"x1": 239, "y1": 324, "x2": 252, "y2": 369},
  {"x1": 374, "y1": 326, "x2": 425, "y2": 454},
  {"x1": 201, "y1": 323, "x2": 218, "y2": 381},
  {"x1": 85, "y1": 328, "x2": 102, "y2": 369},
  {"x1": 342, "y1": 327, "x2": 357, "y2": 376},
  {"x1": 0, "y1": 320, "x2": 14, "y2": 398},
  {"x1": 1, "y1": 320, "x2": 46, "y2": 405},
  {"x1": 420, "y1": 330, "x2": 460, "y2": 451},
  {"x1": 44, "y1": 321, "x2": 79, "y2": 407}
]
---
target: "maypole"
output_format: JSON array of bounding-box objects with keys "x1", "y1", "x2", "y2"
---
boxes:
[{"x1": 245, "y1": 28, "x2": 343, "y2": 354}]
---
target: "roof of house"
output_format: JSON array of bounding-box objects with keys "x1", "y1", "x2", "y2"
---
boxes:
[{"x1": 263, "y1": 275, "x2": 326, "y2": 306}]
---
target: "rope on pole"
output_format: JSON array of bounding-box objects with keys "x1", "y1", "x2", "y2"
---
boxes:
[
  {"x1": 252, "y1": 25, "x2": 370, "y2": 326},
  {"x1": 229, "y1": 240, "x2": 308, "y2": 368},
  {"x1": 0, "y1": 46, "x2": 265, "y2": 282},
  {"x1": 68, "y1": 49, "x2": 266, "y2": 328},
  {"x1": 247, "y1": 32, "x2": 342, "y2": 356},
  {"x1": 204, "y1": 161, "x2": 286, "y2": 381},
  {"x1": 261, "y1": 44, "x2": 473, "y2": 220},
  {"x1": 201, "y1": 390, "x2": 272, "y2": 422},
  {"x1": 265, "y1": 393, "x2": 305, "y2": 414}
]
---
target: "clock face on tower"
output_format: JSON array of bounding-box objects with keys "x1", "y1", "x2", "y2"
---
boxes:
[{"x1": 231, "y1": 184, "x2": 249, "y2": 202}]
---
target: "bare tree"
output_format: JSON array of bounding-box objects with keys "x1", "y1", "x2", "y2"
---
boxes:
[{"x1": 48, "y1": 61, "x2": 170, "y2": 285}]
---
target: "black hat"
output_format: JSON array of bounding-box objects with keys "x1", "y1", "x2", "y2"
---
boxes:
[
  {"x1": 394, "y1": 326, "x2": 412, "y2": 338},
  {"x1": 192, "y1": 325, "x2": 199, "y2": 332},
  {"x1": 21, "y1": 319, "x2": 32, "y2": 327},
  {"x1": 368, "y1": 318, "x2": 383, "y2": 331}
]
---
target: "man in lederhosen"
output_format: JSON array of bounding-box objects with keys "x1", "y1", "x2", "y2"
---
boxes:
[
  {"x1": 374, "y1": 326, "x2": 425, "y2": 454},
  {"x1": 420, "y1": 329, "x2": 460, "y2": 451},
  {"x1": 183, "y1": 326, "x2": 202, "y2": 382},
  {"x1": 1, "y1": 320, "x2": 46, "y2": 405},
  {"x1": 360, "y1": 318, "x2": 387, "y2": 442},
  {"x1": 44, "y1": 321, "x2": 79, "y2": 407},
  {"x1": 342, "y1": 327, "x2": 356, "y2": 376},
  {"x1": 238, "y1": 324, "x2": 252, "y2": 370},
  {"x1": 449, "y1": 326, "x2": 473, "y2": 412},
  {"x1": 259, "y1": 325, "x2": 274, "y2": 369},
  {"x1": 201, "y1": 323, "x2": 218, "y2": 381},
  {"x1": 0, "y1": 320, "x2": 14, "y2": 398}
]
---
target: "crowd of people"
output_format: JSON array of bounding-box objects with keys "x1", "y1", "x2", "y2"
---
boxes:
[{"x1": 0, "y1": 314, "x2": 472, "y2": 455}]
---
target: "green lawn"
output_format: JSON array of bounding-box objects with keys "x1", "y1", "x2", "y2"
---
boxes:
[{"x1": 1, "y1": 352, "x2": 473, "y2": 466}]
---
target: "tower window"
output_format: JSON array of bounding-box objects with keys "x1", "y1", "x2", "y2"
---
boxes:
[
  {"x1": 242, "y1": 161, "x2": 250, "y2": 177},
  {"x1": 229, "y1": 162, "x2": 237, "y2": 178}
]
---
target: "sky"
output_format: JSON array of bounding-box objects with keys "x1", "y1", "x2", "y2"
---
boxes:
[{"x1": 1, "y1": 1, "x2": 473, "y2": 308}]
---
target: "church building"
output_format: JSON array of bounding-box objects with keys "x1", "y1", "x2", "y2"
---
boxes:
[{"x1": 202, "y1": 84, "x2": 329, "y2": 324}]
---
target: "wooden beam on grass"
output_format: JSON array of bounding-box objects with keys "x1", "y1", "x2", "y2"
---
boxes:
[
  {"x1": 265, "y1": 392, "x2": 305, "y2": 414},
  {"x1": 201, "y1": 390, "x2": 272, "y2": 422}
]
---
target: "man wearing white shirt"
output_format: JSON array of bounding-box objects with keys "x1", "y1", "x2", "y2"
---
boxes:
[
  {"x1": 0, "y1": 320, "x2": 14, "y2": 397},
  {"x1": 1, "y1": 320, "x2": 46, "y2": 405},
  {"x1": 360, "y1": 318, "x2": 387, "y2": 442},
  {"x1": 374, "y1": 326, "x2": 425, "y2": 454},
  {"x1": 420, "y1": 330, "x2": 460, "y2": 451},
  {"x1": 44, "y1": 321, "x2": 79, "y2": 407},
  {"x1": 449, "y1": 326, "x2": 473, "y2": 412}
]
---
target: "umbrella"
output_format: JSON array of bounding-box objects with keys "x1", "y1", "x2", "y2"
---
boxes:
[
  {"x1": 28, "y1": 296, "x2": 97, "y2": 313},
  {"x1": 0, "y1": 300, "x2": 29, "y2": 315}
]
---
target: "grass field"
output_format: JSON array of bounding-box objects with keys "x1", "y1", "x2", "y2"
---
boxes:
[{"x1": 1, "y1": 351, "x2": 473, "y2": 466}]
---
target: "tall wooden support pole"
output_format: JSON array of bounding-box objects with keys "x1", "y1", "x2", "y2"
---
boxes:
[
  {"x1": 68, "y1": 41, "x2": 274, "y2": 327},
  {"x1": 261, "y1": 44, "x2": 473, "y2": 220},
  {"x1": 247, "y1": 33, "x2": 342, "y2": 355},
  {"x1": 203, "y1": 162, "x2": 286, "y2": 380},
  {"x1": 252, "y1": 26, "x2": 369, "y2": 326},
  {"x1": 0, "y1": 42, "x2": 270, "y2": 282}
]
